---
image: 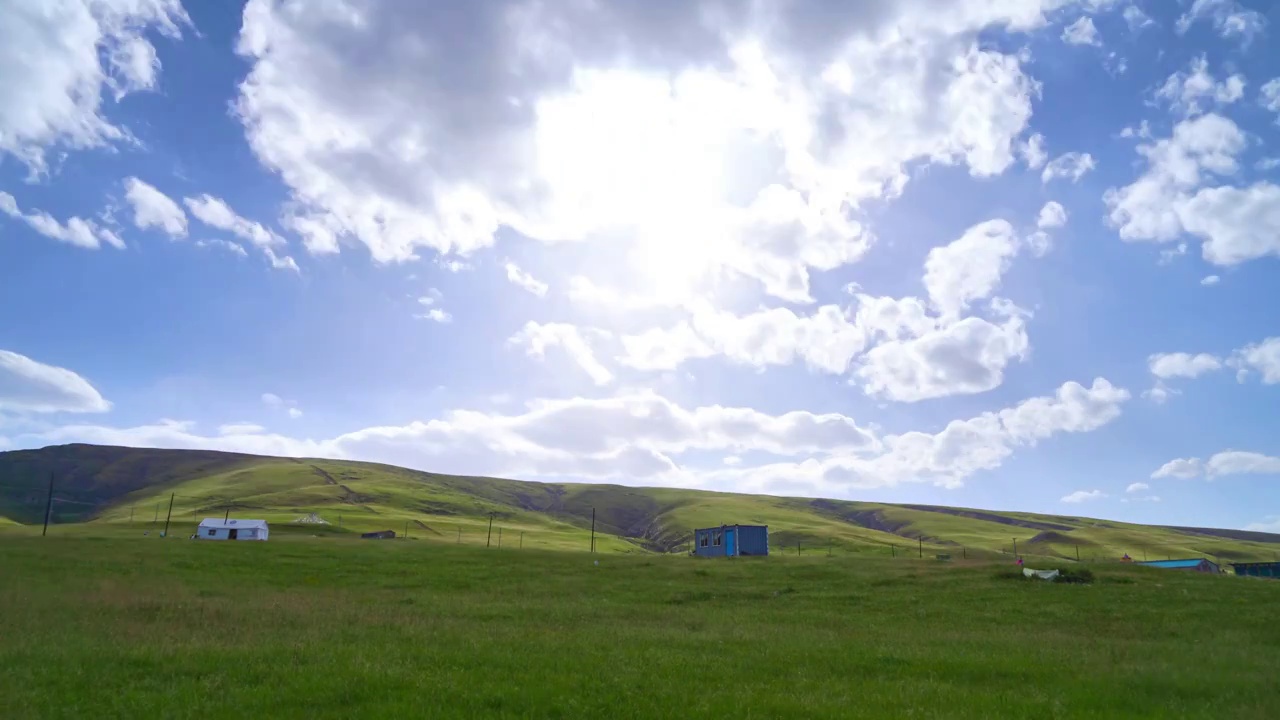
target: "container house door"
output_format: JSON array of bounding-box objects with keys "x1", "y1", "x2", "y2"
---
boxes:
[{"x1": 725, "y1": 528, "x2": 736, "y2": 557}]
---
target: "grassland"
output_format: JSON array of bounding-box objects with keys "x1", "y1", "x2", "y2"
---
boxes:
[
  {"x1": 3, "y1": 444, "x2": 1280, "y2": 564},
  {"x1": 2, "y1": 536, "x2": 1278, "y2": 718}
]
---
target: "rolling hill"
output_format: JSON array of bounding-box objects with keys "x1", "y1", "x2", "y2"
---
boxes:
[{"x1": 2, "y1": 443, "x2": 1277, "y2": 561}]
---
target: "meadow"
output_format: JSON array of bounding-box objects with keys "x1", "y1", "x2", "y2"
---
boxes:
[{"x1": 2, "y1": 536, "x2": 1278, "y2": 719}]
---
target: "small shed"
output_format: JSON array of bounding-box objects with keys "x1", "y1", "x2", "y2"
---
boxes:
[
  {"x1": 198, "y1": 518, "x2": 269, "y2": 541},
  {"x1": 693, "y1": 525, "x2": 768, "y2": 557},
  {"x1": 361, "y1": 530, "x2": 397, "y2": 539},
  {"x1": 1136, "y1": 557, "x2": 1219, "y2": 573},
  {"x1": 1230, "y1": 561, "x2": 1280, "y2": 579}
]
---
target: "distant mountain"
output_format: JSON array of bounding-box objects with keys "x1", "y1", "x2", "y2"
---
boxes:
[{"x1": 2, "y1": 444, "x2": 1277, "y2": 561}]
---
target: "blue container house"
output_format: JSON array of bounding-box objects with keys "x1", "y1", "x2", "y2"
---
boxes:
[
  {"x1": 1231, "y1": 561, "x2": 1280, "y2": 578},
  {"x1": 1135, "y1": 558, "x2": 1220, "y2": 573},
  {"x1": 693, "y1": 525, "x2": 768, "y2": 557}
]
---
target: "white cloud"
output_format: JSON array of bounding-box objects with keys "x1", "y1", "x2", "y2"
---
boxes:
[
  {"x1": 124, "y1": 178, "x2": 187, "y2": 238},
  {"x1": 855, "y1": 313, "x2": 1029, "y2": 403},
  {"x1": 1155, "y1": 56, "x2": 1246, "y2": 116},
  {"x1": 1061, "y1": 489, "x2": 1106, "y2": 503},
  {"x1": 1200, "y1": 274, "x2": 1220, "y2": 286},
  {"x1": 1037, "y1": 201, "x2": 1067, "y2": 229},
  {"x1": 1262, "y1": 79, "x2": 1280, "y2": 118},
  {"x1": 195, "y1": 238, "x2": 249, "y2": 257},
  {"x1": 19, "y1": 377, "x2": 1128, "y2": 492},
  {"x1": 504, "y1": 262, "x2": 549, "y2": 297},
  {"x1": 0, "y1": 191, "x2": 124, "y2": 250},
  {"x1": 1041, "y1": 152, "x2": 1096, "y2": 183},
  {"x1": 0, "y1": 349, "x2": 111, "y2": 414},
  {"x1": 261, "y1": 392, "x2": 304, "y2": 418},
  {"x1": 1158, "y1": 242, "x2": 1188, "y2": 265},
  {"x1": 923, "y1": 219, "x2": 1020, "y2": 318},
  {"x1": 1178, "y1": 183, "x2": 1280, "y2": 266},
  {"x1": 1231, "y1": 337, "x2": 1280, "y2": 384},
  {"x1": 183, "y1": 194, "x2": 281, "y2": 248},
  {"x1": 1102, "y1": 113, "x2": 1280, "y2": 267},
  {"x1": 1126, "y1": 482, "x2": 1149, "y2": 493},
  {"x1": 1175, "y1": 0, "x2": 1266, "y2": 46},
  {"x1": 218, "y1": 423, "x2": 265, "y2": 436},
  {"x1": 1122, "y1": 5, "x2": 1154, "y2": 31},
  {"x1": 1244, "y1": 516, "x2": 1280, "y2": 533},
  {"x1": 0, "y1": 0, "x2": 188, "y2": 174},
  {"x1": 1021, "y1": 133, "x2": 1047, "y2": 169},
  {"x1": 420, "y1": 308, "x2": 452, "y2": 324},
  {"x1": 508, "y1": 322, "x2": 615, "y2": 386},
  {"x1": 231, "y1": 0, "x2": 1053, "y2": 308},
  {"x1": 1061, "y1": 17, "x2": 1100, "y2": 45},
  {"x1": 1148, "y1": 352, "x2": 1222, "y2": 379},
  {"x1": 1153, "y1": 451, "x2": 1280, "y2": 480}
]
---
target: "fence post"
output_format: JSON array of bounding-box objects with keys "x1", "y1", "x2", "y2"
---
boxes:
[
  {"x1": 487, "y1": 513, "x2": 494, "y2": 548},
  {"x1": 590, "y1": 508, "x2": 596, "y2": 553},
  {"x1": 162, "y1": 493, "x2": 175, "y2": 537},
  {"x1": 42, "y1": 473, "x2": 54, "y2": 537},
  {"x1": 918, "y1": 537, "x2": 922, "y2": 559}
]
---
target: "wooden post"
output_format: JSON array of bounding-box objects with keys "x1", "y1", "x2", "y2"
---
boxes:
[
  {"x1": 162, "y1": 493, "x2": 175, "y2": 537},
  {"x1": 590, "y1": 508, "x2": 596, "y2": 553},
  {"x1": 891, "y1": 544, "x2": 896, "y2": 558},
  {"x1": 498, "y1": 527, "x2": 503, "y2": 548},
  {"x1": 487, "y1": 513, "x2": 494, "y2": 548},
  {"x1": 1076, "y1": 545, "x2": 1080, "y2": 562},
  {"x1": 963, "y1": 547, "x2": 966, "y2": 560},
  {"x1": 1012, "y1": 538, "x2": 1018, "y2": 557},
  {"x1": 42, "y1": 473, "x2": 54, "y2": 537},
  {"x1": 797, "y1": 542, "x2": 801, "y2": 557},
  {"x1": 918, "y1": 537, "x2": 923, "y2": 559},
  {"x1": 224, "y1": 507, "x2": 229, "y2": 522},
  {"x1": 519, "y1": 531, "x2": 523, "y2": 549}
]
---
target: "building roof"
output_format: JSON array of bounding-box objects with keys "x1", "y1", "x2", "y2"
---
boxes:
[
  {"x1": 1136, "y1": 558, "x2": 1211, "y2": 569},
  {"x1": 695, "y1": 524, "x2": 768, "y2": 531},
  {"x1": 1230, "y1": 560, "x2": 1280, "y2": 567},
  {"x1": 198, "y1": 518, "x2": 268, "y2": 530}
]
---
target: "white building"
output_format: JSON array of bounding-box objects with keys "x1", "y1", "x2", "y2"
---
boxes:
[{"x1": 197, "y1": 518, "x2": 269, "y2": 541}]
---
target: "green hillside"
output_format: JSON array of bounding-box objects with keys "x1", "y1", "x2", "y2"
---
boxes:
[{"x1": 2, "y1": 444, "x2": 1277, "y2": 562}]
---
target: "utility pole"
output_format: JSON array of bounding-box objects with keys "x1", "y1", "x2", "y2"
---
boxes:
[
  {"x1": 162, "y1": 493, "x2": 174, "y2": 537},
  {"x1": 590, "y1": 508, "x2": 596, "y2": 553},
  {"x1": 42, "y1": 473, "x2": 54, "y2": 537},
  {"x1": 487, "y1": 513, "x2": 494, "y2": 548}
]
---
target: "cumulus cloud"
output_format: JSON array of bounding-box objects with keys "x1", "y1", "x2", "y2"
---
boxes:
[
  {"x1": 218, "y1": 423, "x2": 265, "y2": 436},
  {"x1": 923, "y1": 219, "x2": 1020, "y2": 319},
  {"x1": 123, "y1": 177, "x2": 187, "y2": 238},
  {"x1": 1061, "y1": 17, "x2": 1100, "y2": 45},
  {"x1": 1122, "y1": 6, "x2": 1154, "y2": 31},
  {"x1": 504, "y1": 262, "x2": 549, "y2": 297},
  {"x1": 1155, "y1": 56, "x2": 1246, "y2": 116},
  {"x1": 184, "y1": 194, "x2": 280, "y2": 248},
  {"x1": 1061, "y1": 489, "x2": 1106, "y2": 503},
  {"x1": 1104, "y1": 113, "x2": 1280, "y2": 267},
  {"x1": 261, "y1": 392, "x2": 303, "y2": 418},
  {"x1": 508, "y1": 322, "x2": 614, "y2": 386},
  {"x1": 1126, "y1": 482, "x2": 1149, "y2": 493},
  {"x1": 1148, "y1": 352, "x2": 1222, "y2": 379},
  {"x1": 17, "y1": 377, "x2": 1128, "y2": 493},
  {"x1": 1231, "y1": 337, "x2": 1280, "y2": 384},
  {"x1": 1200, "y1": 274, "x2": 1220, "y2": 286},
  {"x1": 0, "y1": 349, "x2": 111, "y2": 414},
  {"x1": 1037, "y1": 201, "x2": 1067, "y2": 229},
  {"x1": 0, "y1": 0, "x2": 188, "y2": 174},
  {"x1": 1155, "y1": 451, "x2": 1280, "y2": 479},
  {"x1": 231, "y1": 0, "x2": 1054, "y2": 307},
  {"x1": 1021, "y1": 133, "x2": 1047, "y2": 169},
  {"x1": 1175, "y1": 0, "x2": 1266, "y2": 46},
  {"x1": 0, "y1": 191, "x2": 124, "y2": 250},
  {"x1": 1041, "y1": 152, "x2": 1096, "y2": 183},
  {"x1": 1262, "y1": 79, "x2": 1280, "y2": 118}
]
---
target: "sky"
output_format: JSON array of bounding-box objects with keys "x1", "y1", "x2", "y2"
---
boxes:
[{"x1": 2, "y1": 0, "x2": 1279, "y2": 532}]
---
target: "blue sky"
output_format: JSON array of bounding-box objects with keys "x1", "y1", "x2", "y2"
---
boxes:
[{"x1": 2, "y1": 0, "x2": 1279, "y2": 531}]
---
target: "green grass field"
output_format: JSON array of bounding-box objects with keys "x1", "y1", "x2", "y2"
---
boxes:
[{"x1": 2, "y1": 536, "x2": 1278, "y2": 719}]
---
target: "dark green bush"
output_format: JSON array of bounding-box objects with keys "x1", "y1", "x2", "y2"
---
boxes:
[{"x1": 1055, "y1": 567, "x2": 1094, "y2": 584}]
